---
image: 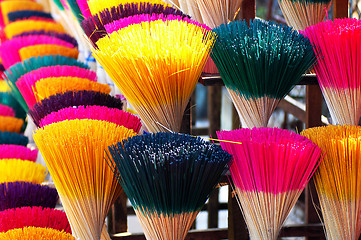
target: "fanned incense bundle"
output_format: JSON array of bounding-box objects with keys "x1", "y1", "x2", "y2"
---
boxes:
[
  {"x1": 29, "y1": 90, "x2": 123, "y2": 127},
  {"x1": 0, "y1": 145, "x2": 37, "y2": 161},
  {"x1": 0, "y1": 104, "x2": 15, "y2": 117},
  {"x1": 92, "y1": 16, "x2": 216, "y2": 132},
  {"x1": 0, "y1": 1, "x2": 43, "y2": 25},
  {"x1": 0, "y1": 227, "x2": 75, "y2": 240},
  {"x1": 107, "y1": 132, "x2": 231, "y2": 240},
  {"x1": 303, "y1": 19, "x2": 361, "y2": 125},
  {"x1": 33, "y1": 119, "x2": 136, "y2": 240},
  {"x1": 39, "y1": 105, "x2": 142, "y2": 132},
  {"x1": 301, "y1": 125, "x2": 361, "y2": 240},
  {"x1": 211, "y1": 19, "x2": 316, "y2": 128},
  {"x1": 0, "y1": 116, "x2": 23, "y2": 133},
  {"x1": 0, "y1": 207, "x2": 71, "y2": 233},
  {"x1": 4, "y1": 20, "x2": 65, "y2": 39},
  {"x1": 0, "y1": 92, "x2": 26, "y2": 119},
  {"x1": 8, "y1": 11, "x2": 53, "y2": 22},
  {"x1": 87, "y1": 0, "x2": 170, "y2": 15},
  {"x1": 0, "y1": 182, "x2": 58, "y2": 211},
  {"x1": 16, "y1": 31, "x2": 78, "y2": 48},
  {"x1": 4, "y1": 56, "x2": 89, "y2": 111},
  {"x1": 0, "y1": 81, "x2": 10, "y2": 92},
  {"x1": 33, "y1": 77, "x2": 110, "y2": 103},
  {"x1": 0, "y1": 159, "x2": 46, "y2": 184},
  {"x1": 217, "y1": 128, "x2": 322, "y2": 240},
  {"x1": 0, "y1": 131, "x2": 28, "y2": 146},
  {"x1": 81, "y1": 5, "x2": 188, "y2": 47},
  {"x1": 279, "y1": 0, "x2": 332, "y2": 31},
  {"x1": 0, "y1": 36, "x2": 74, "y2": 69},
  {"x1": 19, "y1": 45, "x2": 79, "y2": 60},
  {"x1": 17, "y1": 66, "x2": 97, "y2": 107}
]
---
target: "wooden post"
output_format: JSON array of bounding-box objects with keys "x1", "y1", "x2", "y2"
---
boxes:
[
  {"x1": 228, "y1": 186, "x2": 248, "y2": 240},
  {"x1": 110, "y1": 192, "x2": 128, "y2": 234}
]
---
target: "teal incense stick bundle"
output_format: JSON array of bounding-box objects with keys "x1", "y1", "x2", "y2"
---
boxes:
[
  {"x1": 107, "y1": 132, "x2": 232, "y2": 240},
  {"x1": 211, "y1": 19, "x2": 317, "y2": 128}
]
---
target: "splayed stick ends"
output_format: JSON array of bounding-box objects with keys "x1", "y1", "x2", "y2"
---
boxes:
[{"x1": 217, "y1": 128, "x2": 322, "y2": 240}]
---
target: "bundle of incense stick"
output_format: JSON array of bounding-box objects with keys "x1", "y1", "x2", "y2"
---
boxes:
[
  {"x1": 4, "y1": 20, "x2": 65, "y2": 39},
  {"x1": 0, "y1": 227, "x2": 75, "y2": 239},
  {"x1": 211, "y1": 19, "x2": 317, "y2": 128},
  {"x1": 0, "y1": 182, "x2": 58, "y2": 211},
  {"x1": 0, "y1": 0, "x2": 44, "y2": 26},
  {"x1": 302, "y1": 125, "x2": 361, "y2": 239},
  {"x1": 28, "y1": 90, "x2": 124, "y2": 127},
  {"x1": 89, "y1": 15, "x2": 216, "y2": 132},
  {"x1": 0, "y1": 91, "x2": 26, "y2": 119},
  {"x1": 0, "y1": 144, "x2": 38, "y2": 161},
  {"x1": 8, "y1": 11, "x2": 53, "y2": 22},
  {"x1": 19, "y1": 44, "x2": 79, "y2": 60},
  {"x1": 107, "y1": 132, "x2": 231, "y2": 240},
  {"x1": 33, "y1": 119, "x2": 136, "y2": 240},
  {"x1": 0, "y1": 131, "x2": 28, "y2": 146},
  {"x1": 0, "y1": 159, "x2": 46, "y2": 184},
  {"x1": 279, "y1": 0, "x2": 331, "y2": 31},
  {"x1": 217, "y1": 128, "x2": 322, "y2": 240},
  {"x1": 303, "y1": 19, "x2": 361, "y2": 125},
  {"x1": 0, "y1": 206, "x2": 71, "y2": 233}
]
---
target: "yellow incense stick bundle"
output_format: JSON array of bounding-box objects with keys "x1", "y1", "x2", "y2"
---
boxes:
[
  {"x1": 92, "y1": 19, "x2": 215, "y2": 132},
  {"x1": 0, "y1": 116, "x2": 23, "y2": 132},
  {"x1": 4, "y1": 20, "x2": 65, "y2": 39},
  {"x1": 0, "y1": 80, "x2": 10, "y2": 92},
  {"x1": 19, "y1": 45, "x2": 79, "y2": 60},
  {"x1": 0, "y1": 227, "x2": 75, "y2": 240},
  {"x1": 302, "y1": 125, "x2": 361, "y2": 240},
  {"x1": 1, "y1": 1, "x2": 43, "y2": 25},
  {"x1": 33, "y1": 119, "x2": 136, "y2": 240},
  {"x1": 33, "y1": 77, "x2": 111, "y2": 103},
  {"x1": 0, "y1": 159, "x2": 46, "y2": 184},
  {"x1": 87, "y1": 0, "x2": 170, "y2": 15}
]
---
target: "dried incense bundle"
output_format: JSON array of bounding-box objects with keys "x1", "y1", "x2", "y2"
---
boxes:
[
  {"x1": 87, "y1": 0, "x2": 170, "y2": 15},
  {"x1": 0, "y1": 116, "x2": 23, "y2": 133},
  {"x1": 279, "y1": 0, "x2": 331, "y2": 31},
  {"x1": 16, "y1": 31, "x2": 78, "y2": 48},
  {"x1": 39, "y1": 105, "x2": 142, "y2": 132},
  {"x1": 81, "y1": 2, "x2": 188, "y2": 47},
  {"x1": 17, "y1": 66, "x2": 97, "y2": 108},
  {"x1": 302, "y1": 125, "x2": 361, "y2": 240},
  {"x1": 0, "y1": 131, "x2": 28, "y2": 146},
  {"x1": 4, "y1": 20, "x2": 65, "y2": 39},
  {"x1": 33, "y1": 119, "x2": 136, "y2": 240},
  {"x1": 19, "y1": 45, "x2": 79, "y2": 60},
  {"x1": 303, "y1": 19, "x2": 361, "y2": 125},
  {"x1": 29, "y1": 90, "x2": 123, "y2": 127},
  {"x1": 0, "y1": 36, "x2": 74, "y2": 69},
  {"x1": 196, "y1": 0, "x2": 243, "y2": 28},
  {"x1": 92, "y1": 17, "x2": 216, "y2": 132},
  {"x1": 107, "y1": 132, "x2": 231, "y2": 240},
  {"x1": 0, "y1": 182, "x2": 58, "y2": 211},
  {"x1": 33, "y1": 77, "x2": 111, "y2": 104},
  {"x1": 0, "y1": 159, "x2": 46, "y2": 184},
  {"x1": 211, "y1": 19, "x2": 316, "y2": 128},
  {"x1": 217, "y1": 128, "x2": 322, "y2": 240},
  {"x1": 4, "y1": 56, "x2": 89, "y2": 112},
  {"x1": 0, "y1": 207, "x2": 71, "y2": 233},
  {"x1": 0, "y1": 104, "x2": 15, "y2": 117},
  {"x1": 8, "y1": 11, "x2": 53, "y2": 22},
  {"x1": 0, "y1": 92, "x2": 26, "y2": 119},
  {"x1": 0, "y1": 227, "x2": 75, "y2": 240},
  {"x1": 0, "y1": 1, "x2": 43, "y2": 25},
  {"x1": 0, "y1": 145, "x2": 38, "y2": 161}
]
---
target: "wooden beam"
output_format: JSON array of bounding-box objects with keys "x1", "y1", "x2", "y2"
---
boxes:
[{"x1": 333, "y1": 0, "x2": 349, "y2": 18}]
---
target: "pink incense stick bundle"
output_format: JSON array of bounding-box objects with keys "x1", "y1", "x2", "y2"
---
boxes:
[
  {"x1": 0, "y1": 35, "x2": 74, "y2": 69},
  {"x1": 39, "y1": 105, "x2": 142, "y2": 133},
  {"x1": 16, "y1": 66, "x2": 97, "y2": 108},
  {"x1": 0, "y1": 144, "x2": 38, "y2": 162},
  {"x1": 0, "y1": 104, "x2": 15, "y2": 117},
  {"x1": 302, "y1": 18, "x2": 361, "y2": 125},
  {"x1": 0, "y1": 206, "x2": 71, "y2": 233},
  {"x1": 217, "y1": 128, "x2": 322, "y2": 240}
]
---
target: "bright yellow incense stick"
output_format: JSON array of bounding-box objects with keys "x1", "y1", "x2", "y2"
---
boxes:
[
  {"x1": 0, "y1": 159, "x2": 46, "y2": 184},
  {"x1": 4, "y1": 20, "x2": 65, "y2": 39},
  {"x1": 1, "y1": 1, "x2": 43, "y2": 25},
  {"x1": 33, "y1": 119, "x2": 136, "y2": 240},
  {"x1": 0, "y1": 227, "x2": 75, "y2": 240},
  {"x1": 302, "y1": 125, "x2": 361, "y2": 240},
  {"x1": 19, "y1": 45, "x2": 79, "y2": 60},
  {"x1": 92, "y1": 19, "x2": 215, "y2": 132}
]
